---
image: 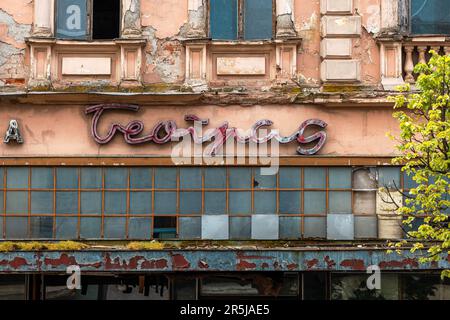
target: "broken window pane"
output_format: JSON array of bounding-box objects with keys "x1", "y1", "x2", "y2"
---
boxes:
[
  {"x1": 153, "y1": 216, "x2": 177, "y2": 239},
  {"x1": 229, "y1": 216, "x2": 251, "y2": 239},
  {"x1": 253, "y1": 169, "x2": 276, "y2": 189}
]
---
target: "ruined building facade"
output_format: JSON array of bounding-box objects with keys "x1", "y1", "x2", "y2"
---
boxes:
[{"x1": 0, "y1": 0, "x2": 449, "y2": 300}]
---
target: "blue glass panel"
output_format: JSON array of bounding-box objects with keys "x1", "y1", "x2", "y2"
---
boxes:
[
  {"x1": 205, "y1": 168, "x2": 226, "y2": 188},
  {"x1": 251, "y1": 214, "x2": 279, "y2": 240},
  {"x1": 56, "y1": 192, "x2": 78, "y2": 214},
  {"x1": 31, "y1": 192, "x2": 53, "y2": 214},
  {"x1": 128, "y1": 217, "x2": 151, "y2": 239},
  {"x1": 244, "y1": 0, "x2": 273, "y2": 40},
  {"x1": 205, "y1": 192, "x2": 226, "y2": 214},
  {"x1": 56, "y1": 0, "x2": 88, "y2": 39},
  {"x1": 254, "y1": 169, "x2": 276, "y2": 189},
  {"x1": 104, "y1": 218, "x2": 126, "y2": 239},
  {"x1": 201, "y1": 215, "x2": 229, "y2": 240},
  {"x1": 254, "y1": 191, "x2": 276, "y2": 214},
  {"x1": 210, "y1": 0, "x2": 238, "y2": 40},
  {"x1": 329, "y1": 191, "x2": 352, "y2": 214},
  {"x1": 81, "y1": 168, "x2": 102, "y2": 189},
  {"x1": 403, "y1": 171, "x2": 419, "y2": 190},
  {"x1": 180, "y1": 192, "x2": 202, "y2": 214},
  {"x1": 279, "y1": 217, "x2": 301, "y2": 239},
  {"x1": 6, "y1": 192, "x2": 28, "y2": 214},
  {"x1": 180, "y1": 168, "x2": 202, "y2": 189},
  {"x1": 378, "y1": 167, "x2": 400, "y2": 189},
  {"x1": 279, "y1": 191, "x2": 301, "y2": 214},
  {"x1": 55, "y1": 217, "x2": 78, "y2": 239},
  {"x1": 129, "y1": 192, "x2": 151, "y2": 214},
  {"x1": 7, "y1": 168, "x2": 28, "y2": 188},
  {"x1": 154, "y1": 168, "x2": 177, "y2": 189},
  {"x1": 279, "y1": 168, "x2": 301, "y2": 188},
  {"x1": 30, "y1": 217, "x2": 53, "y2": 239},
  {"x1": 105, "y1": 168, "x2": 127, "y2": 189},
  {"x1": 5, "y1": 217, "x2": 28, "y2": 239},
  {"x1": 229, "y1": 168, "x2": 251, "y2": 189},
  {"x1": 179, "y1": 217, "x2": 201, "y2": 239},
  {"x1": 154, "y1": 192, "x2": 177, "y2": 214},
  {"x1": 56, "y1": 168, "x2": 78, "y2": 189},
  {"x1": 31, "y1": 168, "x2": 53, "y2": 189},
  {"x1": 0, "y1": 168, "x2": 4, "y2": 188},
  {"x1": 304, "y1": 192, "x2": 326, "y2": 214},
  {"x1": 304, "y1": 217, "x2": 326, "y2": 238},
  {"x1": 304, "y1": 168, "x2": 326, "y2": 189},
  {"x1": 229, "y1": 217, "x2": 251, "y2": 240},
  {"x1": 229, "y1": 192, "x2": 251, "y2": 214},
  {"x1": 80, "y1": 192, "x2": 101, "y2": 215},
  {"x1": 130, "y1": 168, "x2": 152, "y2": 189},
  {"x1": 80, "y1": 218, "x2": 101, "y2": 239},
  {"x1": 104, "y1": 192, "x2": 126, "y2": 214},
  {"x1": 329, "y1": 168, "x2": 352, "y2": 189},
  {"x1": 411, "y1": 0, "x2": 450, "y2": 35}
]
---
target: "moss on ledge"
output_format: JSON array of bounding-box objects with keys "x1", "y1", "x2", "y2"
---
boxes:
[{"x1": 0, "y1": 241, "x2": 89, "y2": 252}]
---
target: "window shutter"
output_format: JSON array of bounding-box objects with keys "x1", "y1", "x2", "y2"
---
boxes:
[
  {"x1": 56, "y1": 0, "x2": 88, "y2": 40},
  {"x1": 210, "y1": 0, "x2": 238, "y2": 40},
  {"x1": 411, "y1": 0, "x2": 450, "y2": 35},
  {"x1": 244, "y1": 0, "x2": 273, "y2": 40}
]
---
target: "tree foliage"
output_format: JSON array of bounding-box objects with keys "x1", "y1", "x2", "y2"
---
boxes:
[{"x1": 389, "y1": 51, "x2": 450, "y2": 279}]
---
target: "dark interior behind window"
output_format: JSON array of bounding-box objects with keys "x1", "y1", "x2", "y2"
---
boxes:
[
  {"x1": 92, "y1": 0, "x2": 120, "y2": 39},
  {"x1": 411, "y1": 0, "x2": 450, "y2": 35}
]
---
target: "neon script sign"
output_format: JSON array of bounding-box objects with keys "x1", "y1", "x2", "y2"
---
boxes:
[{"x1": 85, "y1": 104, "x2": 328, "y2": 155}]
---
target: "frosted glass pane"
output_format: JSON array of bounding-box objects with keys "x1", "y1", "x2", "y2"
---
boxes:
[
  {"x1": 279, "y1": 217, "x2": 301, "y2": 239},
  {"x1": 355, "y1": 216, "x2": 377, "y2": 239},
  {"x1": 104, "y1": 192, "x2": 126, "y2": 214},
  {"x1": 329, "y1": 168, "x2": 352, "y2": 189},
  {"x1": 254, "y1": 191, "x2": 276, "y2": 214},
  {"x1": 7, "y1": 168, "x2": 28, "y2": 188},
  {"x1": 180, "y1": 168, "x2": 202, "y2": 189},
  {"x1": 6, "y1": 217, "x2": 28, "y2": 239},
  {"x1": 155, "y1": 168, "x2": 177, "y2": 189},
  {"x1": 279, "y1": 167, "x2": 301, "y2": 188},
  {"x1": 179, "y1": 217, "x2": 201, "y2": 239},
  {"x1": 205, "y1": 192, "x2": 226, "y2": 214},
  {"x1": 31, "y1": 168, "x2": 53, "y2": 189},
  {"x1": 6, "y1": 192, "x2": 28, "y2": 214},
  {"x1": 254, "y1": 169, "x2": 276, "y2": 189},
  {"x1": 130, "y1": 168, "x2": 152, "y2": 189},
  {"x1": 229, "y1": 168, "x2": 251, "y2": 188},
  {"x1": 230, "y1": 217, "x2": 251, "y2": 240},
  {"x1": 304, "y1": 192, "x2": 326, "y2": 214},
  {"x1": 304, "y1": 217, "x2": 326, "y2": 238},
  {"x1": 31, "y1": 192, "x2": 53, "y2": 214},
  {"x1": 279, "y1": 191, "x2": 301, "y2": 214},
  {"x1": 229, "y1": 192, "x2": 251, "y2": 214},
  {"x1": 128, "y1": 217, "x2": 151, "y2": 239},
  {"x1": 80, "y1": 218, "x2": 101, "y2": 238},
  {"x1": 104, "y1": 218, "x2": 126, "y2": 239},
  {"x1": 130, "y1": 192, "x2": 152, "y2": 214},
  {"x1": 180, "y1": 192, "x2": 202, "y2": 214},
  {"x1": 329, "y1": 192, "x2": 352, "y2": 214},
  {"x1": 304, "y1": 168, "x2": 326, "y2": 188},
  {"x1": 30, "y1": 217, "x2": 53, "y2": 238},
  {"x1": 56, "y1": 192, "x2": 78, "y2": 214},
  {"x1": 56, "y1": 168, "x2": 78, "y2": 189},
  {"x1": 205, "y1": 168, "x2": 226, "y2": 188},
  {"x1": 154, "y1": 192, "x2": 177, "y2": 214},
  {"x1": 81, "y1": 168, "x2": 102, "y2": 189},
  {"x1": 55, "y1": 217, "x2": 77, "y2": 239},
  {"x1": 105, "y1": 168, "x2": 127, "y2": 189},
  {"x1": 80, "y1": 192, "x2": 101, "y2": 215}
]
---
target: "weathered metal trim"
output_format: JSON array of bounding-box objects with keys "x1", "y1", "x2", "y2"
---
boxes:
[
  {"x1": 0, "y1": 250, "x2": 447, "y2": 273},
  {"x1": 0, "y1": 156, "x2": 395, "y2": 167}
]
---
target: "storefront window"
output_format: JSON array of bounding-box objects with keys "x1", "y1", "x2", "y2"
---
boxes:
[
  {"x1": 331, "y1": 273, "x2": 400, "y2": 300},
  {"x1": 0, "y1": 275, "x2": 26, "y2": 300}
]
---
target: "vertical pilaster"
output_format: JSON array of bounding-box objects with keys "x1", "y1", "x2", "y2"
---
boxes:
[
  {"x1": 185, "y1": 0, "x2": 207, "y2": 38},
  {"x1": 276, "y1": 0, "x2": 297, "y2": 38},
  {"x1": 122, "y1": 0, "x2": 142, "y2": 38},
  {"x1": 33, "y1": 0, "x2": 54, "y2": 37}
]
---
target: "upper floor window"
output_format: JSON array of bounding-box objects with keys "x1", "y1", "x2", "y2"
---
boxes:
[
  {"x1": 411, "y1": 0, "x2": 450, "y2": 35},
  {"x1": 56, "y1": 0, "x2": 120, "y2": 40},
  {"x1": 209, "y1": 0, "x2": 274, "y2": 40}
]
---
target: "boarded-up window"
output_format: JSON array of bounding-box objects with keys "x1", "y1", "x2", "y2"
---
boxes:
[
  {"x1": 411, "y1": 0, "x2": 450, "y2": 35},
  {"x1": 210, "y1": 0, "x2": 273, "y2": 40}
]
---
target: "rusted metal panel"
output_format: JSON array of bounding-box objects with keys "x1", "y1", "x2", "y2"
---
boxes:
[{"x1": 0, "y1": 250, "x2": 447, "y2": 273}]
